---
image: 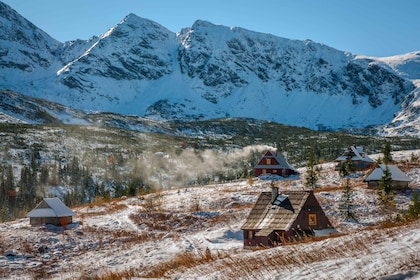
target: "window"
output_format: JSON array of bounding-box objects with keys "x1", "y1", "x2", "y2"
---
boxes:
[
  {"x1": 266, "y1": 158, "x2": 271, "y2": 165},
  {"x1": 262, "y1": 169, "x2": 266, "y2": 174},
  {"x1": 308, "y1": 214, "x2": 317, "y2": 226}
]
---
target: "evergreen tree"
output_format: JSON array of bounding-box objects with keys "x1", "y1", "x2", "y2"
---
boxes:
[
  {"x1": 339, "y1": 155, "x2": 355, "y2": 177},
  {"x1": 407, "y1": 191, "x2": 420, "y2": 219},
  {"x1": 377, "y1": 166, "x2": 394, "y2": 212},
  {"x1": 382, "y1": 142, "x2": 393, "y2": 164},
  {"x1": 339, "y1": 178, "x2": 358, "y2": 221},
  {"x1": 39, "y1": 164, "x2": 49, "y2": 186},
  {"x1": 70, "y1": 156, "x2": 81, "y2": 186},
  {"x1": 5, "y1": 165, "x2": 15, "y2": 192},
  {"x1": 305, "y1": 150, "x2": 318, "y2": 189}
]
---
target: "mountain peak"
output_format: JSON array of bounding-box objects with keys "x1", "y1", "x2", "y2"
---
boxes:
[{"x1": 1, "y1": 2, "x2": 419, "y2": 136}]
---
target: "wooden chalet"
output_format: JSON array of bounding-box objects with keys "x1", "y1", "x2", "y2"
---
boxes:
[
  {"x1": 254, "y1": 150, "x2": 298, "y2": 177},
  {"x1": 241, "y1": 188, "x2": 333, "y2": 248},
  {"x1": 26, "y1": 197, "x2": 75, "y2": 226},
  {"x1": 334, "y1": 145, "x2": 375, "y2": 171},
  {"x1": 364, "y1": 164, "x2": 411, "y2": 189}
]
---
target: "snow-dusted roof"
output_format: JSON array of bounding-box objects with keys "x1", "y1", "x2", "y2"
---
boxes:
[
  {"x1": 26, "y1": 198, "x2": 75, "y2": 218},
  {"x1": 335, "y1": 145, "x2": 375, "y2": 163},
  {"x1": 254, "y1": 150, "x2": 296, "y2": 171},
  {"x1": 242, "y1": 191, "x2": 309, "y2": 234},
  {"x1": 364, "y1": 164, "x2": 411, "y2": 182}
]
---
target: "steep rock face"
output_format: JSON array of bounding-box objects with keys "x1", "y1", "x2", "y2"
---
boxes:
[
  {"x1": 57, "y1": 14, "x2": 176, "y2": 88},
  {"x1": 0, "y1": 1, "x2": 418, "y2": 135},
  {"x1": 177, "y1": 21, "x2": 412, "y2": 108},
  {"x1": 0, "y1": 2, "x2": 61, "y2": 83}
]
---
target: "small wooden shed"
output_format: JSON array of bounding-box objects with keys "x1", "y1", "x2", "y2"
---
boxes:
[
  {"x1": 254, "y1": 150, "x2": 298, "y2": 177},
  {"x1": 364, "y1": 164, "x2": 411, "y2": 189},
  {"x1": 26, "y1": 197, "x2": 75, "y2": 226},
  {"x1": 241, "y1": 189, "x2": 333, "y2": 248}
]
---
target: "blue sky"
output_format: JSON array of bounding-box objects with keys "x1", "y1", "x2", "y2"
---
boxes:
[{"x1": 2, "y1": 0, "x2": 419, "y2": 57}]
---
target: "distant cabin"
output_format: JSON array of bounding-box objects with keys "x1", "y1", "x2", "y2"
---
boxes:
[
  {"x1": 241, "y1": 189, "x2": 333, "y2": 248},
  {"x1": 254, "y1": 150, "x2": 298, "y2": 177},
  {"x1": 364, "y1": 164, "x2": 411, "y2": 189},
  {"x1": 334, "y1": 145, "x2": 375, "y2": 171},
  {"x1": 26, "y1": 198, "x2": 75, "y2": 226}
]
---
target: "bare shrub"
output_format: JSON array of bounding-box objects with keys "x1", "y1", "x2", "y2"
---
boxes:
[
  {"x1": 19, "y1": 240, "x2": 34, "y2": 254},
  {"x1": 399, "y1": 252, "x2": 420, "y2": 271}
]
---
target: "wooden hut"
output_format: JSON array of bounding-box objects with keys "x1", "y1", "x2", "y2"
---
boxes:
[
  {"x1": 26, "y1": 197, "x2": 75, "y2": 226},
  {"x1": 364, "y1": 164, "x2": 411, "y2": 189},
  {"x1": 254, "y1": 150, "x2": 298, "y2": 177},
  {"x1": 241, "y1": 188, "x2": 333, "y2": 248},
  {"x1": 334, "y1": 145, "x2": 375, "y2": 171}
]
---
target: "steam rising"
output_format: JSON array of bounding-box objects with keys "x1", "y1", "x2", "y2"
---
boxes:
[{"x1": 131, "y1": 144, "x2": 274, "y2": 189}]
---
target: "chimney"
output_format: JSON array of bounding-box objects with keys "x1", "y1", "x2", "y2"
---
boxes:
[{"x1": 271, "y1": 185, "x2": 278, "y2": 204}]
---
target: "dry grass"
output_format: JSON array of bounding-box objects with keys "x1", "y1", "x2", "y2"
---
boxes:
[
  {"x1": 131, "y1": 234, "x2": 370, "y2": 278},
  {"x1": 81, "y1": 225, "x2": 162, "y2": 247},
  {"x1": 129, "y1": 211, "x2": 212, "y2": 232},
  {"x1": 139, "y1": 248, "x2": 228, "y2": 278}
]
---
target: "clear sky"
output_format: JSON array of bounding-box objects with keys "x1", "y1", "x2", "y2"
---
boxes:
[{"x1": 2, "y1": 0, "x2": 419, "y2": 57}]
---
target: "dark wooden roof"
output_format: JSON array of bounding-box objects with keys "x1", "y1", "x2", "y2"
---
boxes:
[{"x1": 241, "y1": 190, "x2": 309, "y2": 234}]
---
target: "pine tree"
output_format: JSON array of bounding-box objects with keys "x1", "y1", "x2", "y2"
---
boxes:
[
  {"x1": 305, "y1": 150, "x2": 318, "y2": 189},
  {"x1": 339, "y1": 155, "x2": 355, "y2": 177},
  {"x1": 382, "y1": 142, "x2": 393, "y2": 164},
  {"x1": 407, "y1": 191, "x2": 420, "y2": 219},
  {"x1": 339, "y1": 178, "x2": 358, "y2": 222},
  {"x1": 377, "y1": 166, "x2": 394, "y2": 212}
]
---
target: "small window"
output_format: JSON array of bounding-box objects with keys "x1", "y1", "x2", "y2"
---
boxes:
[
  {"x1": 309, "y1": 214, "x2": 317, "y2": 226},
  {"x1": 266, "y1": 158, "x2": 271, "y2": 165},
  {"x1": 262, "y1": 169, "x2": 266, "y2": 174}
]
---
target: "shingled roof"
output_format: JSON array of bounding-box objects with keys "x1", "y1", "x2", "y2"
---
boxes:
[
  {"x1": 241, "y1": 190, "x2": 309, "y2": 236},
  {"x1": 26, "y1": 198, "x2": 75, "y2": 218}
]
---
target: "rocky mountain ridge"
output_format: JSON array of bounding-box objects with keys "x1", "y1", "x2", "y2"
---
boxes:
[{"x1": 1, "y1": 1, "x2": 420, "y2": 135}]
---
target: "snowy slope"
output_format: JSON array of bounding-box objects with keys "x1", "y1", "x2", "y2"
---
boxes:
[
  {"x1": 0, "y1": 150, "x2": 419, "y2": 279},
  {"x1": 0, "y1": 1, "x2": 419, "y2": 136}
]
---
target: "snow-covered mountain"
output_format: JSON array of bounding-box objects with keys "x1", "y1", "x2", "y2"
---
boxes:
[{"x1": 1, "y1": 1, "x2": 419, "y2": 136}]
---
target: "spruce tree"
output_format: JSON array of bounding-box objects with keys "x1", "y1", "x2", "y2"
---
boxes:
[
  {"x1": 382, "y1": 142, "x2": 393, "y2": 164},
  {"x1": 305, "y1": 150, "x2": 318, "y2": 189},
  {"x1": 407, "y1": 191, "x2": 420, "y2": 219},
  {"x1": 339, "y1": 178, "x2": 358, "y2": 222},
  {"x1": 377, "y1": 166, "x2": 394, "y2": 212},
  {"x1": 339, "y1": 155, "x2": 355, "y2": 177}
]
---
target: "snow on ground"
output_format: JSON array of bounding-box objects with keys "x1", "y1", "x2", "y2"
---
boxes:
[{"x1": 0, "y1": 151, "x2": 419, "y2": 279}]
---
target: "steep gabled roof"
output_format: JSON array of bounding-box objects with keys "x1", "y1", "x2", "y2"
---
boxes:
[
  {"x1": 335, "y1": 145, "x2": 374, "y2": 163},
  {"x1": 254, "y1": 150, "x2": 296, "y2": 171},
  {"x1": 241, "y1": 190, "x2": 309, "y2": 235},
  {"x1": 26, "y1": 198, "x2": 75, "y2": 218},
  {"x1": 364, "y1": 164, "x2": 411, "y2": 182}
]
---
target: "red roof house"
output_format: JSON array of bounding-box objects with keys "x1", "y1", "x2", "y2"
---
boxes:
[{"x1": 254, "y1": 150, "x2": 298, "y2": 177}]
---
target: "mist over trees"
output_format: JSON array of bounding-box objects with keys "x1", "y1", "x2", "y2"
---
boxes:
[
  {"x1": 0, "y1": 142, "x2": 266, "y2": 222},
  {"x1": 1, "y1": 121, "x2": 420, "y2": 222}
]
